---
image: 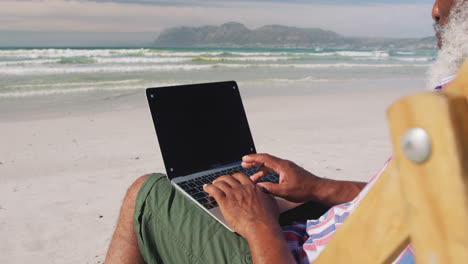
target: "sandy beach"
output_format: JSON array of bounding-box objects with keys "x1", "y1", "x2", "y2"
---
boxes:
[{"x1": 0, "y1": 81, "x2": 426, "y2": 263}]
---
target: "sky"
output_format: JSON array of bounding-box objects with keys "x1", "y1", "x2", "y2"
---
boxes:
[{"x1": 0, "y1": 0, "x2": 436, "y2": 47}]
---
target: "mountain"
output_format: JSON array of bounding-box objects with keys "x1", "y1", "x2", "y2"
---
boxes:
[{"x1": 153, "y1": 22, "x2": 436, "y2": 50}]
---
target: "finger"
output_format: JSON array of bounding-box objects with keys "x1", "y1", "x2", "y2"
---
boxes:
[
  {"x1": 250, "y1": 165, "x2": 274, "y2": 182},
  {"x1": 214, "y1": 174, "x2": 242, "y2": 188},
  {"x1": 213, "y1": 174, "x2": 228, "y2": 184},
  {"x1": 243, "y1": 153, "x2": 280, "y2": 163},
  {"x1": 250, "y1": 169, "x2": 268, "y2": 183},
  {"x1": 260, "y1": 165, "x2": 275, "y2": 175},
  {"x1": 242, "y1": 153, "x2": 282, "y2": 173},
  {"x1": 203, "y1": 184, "x2": 226, "y2": 202},
  {"x1": 212, "y1": 180, "x2": 235, "y2": 194},
  {"x1": 241, "y1": 157, "x2": 273, "y2": 168},
  {"x1": 257, "y1": 182, "x2": 284, "y2": 197},
  {"x1": 241, "y1": 161, "x2": 263, "y2": 168},
  {"x1": 231, "y1": 173, "x2": 252, "y2": 185}
]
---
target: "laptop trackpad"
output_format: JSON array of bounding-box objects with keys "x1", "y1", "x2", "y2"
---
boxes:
[{"x1": 209, "y1": 207, "x2": 234, "y2": 232}]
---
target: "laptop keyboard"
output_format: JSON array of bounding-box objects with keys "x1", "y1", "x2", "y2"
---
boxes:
[{"x1": 178, "y1": 166, "x2": 280, "y2": 210}]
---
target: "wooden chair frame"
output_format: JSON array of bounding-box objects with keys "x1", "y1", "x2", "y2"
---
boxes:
[{"x1": 314, "y1": 61, "x2": 468, "y2": 263}]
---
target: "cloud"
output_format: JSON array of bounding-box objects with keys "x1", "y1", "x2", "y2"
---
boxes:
[{"x1": 0, "y1": 0, "x2": 434, "y2": 37}]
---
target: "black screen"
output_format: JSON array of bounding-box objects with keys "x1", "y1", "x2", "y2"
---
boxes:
[{"x1": 147, "y1": 81, "x2": 256, "y2": 179}]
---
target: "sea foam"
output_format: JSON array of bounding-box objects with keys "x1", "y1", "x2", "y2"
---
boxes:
[{"x1": 0, "y1": 47, "x2": 435, "y2": 99}]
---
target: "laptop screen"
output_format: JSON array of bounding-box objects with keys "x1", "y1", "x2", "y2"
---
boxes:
[{"x1": 147, "y1": 81, "x2": 256, "y2": 179}]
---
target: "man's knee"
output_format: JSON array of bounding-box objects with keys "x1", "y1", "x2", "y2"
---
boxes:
[
  {"x1": 115, "y1": 174, "x2": 151, "y2": 231},
  {"x1": 129, "y1": 174, "x2": 150, "y2": 194},
  {"x1": 124, "y1": 174, "x2": 150, "y2": 206}
]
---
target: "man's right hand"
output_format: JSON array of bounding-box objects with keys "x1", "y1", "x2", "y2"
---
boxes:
[{"x1": 242, "y1": 153, "x2": 322, "y2": 203}]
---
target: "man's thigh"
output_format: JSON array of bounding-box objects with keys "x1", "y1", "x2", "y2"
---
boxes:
[{"x1": 134, "y1": 173, "x2": 252, "y2": 264}]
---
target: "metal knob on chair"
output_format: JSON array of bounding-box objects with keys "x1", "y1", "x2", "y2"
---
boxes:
[{"x1": 401, "y1": 128, "x2": 432, "y2": 164}]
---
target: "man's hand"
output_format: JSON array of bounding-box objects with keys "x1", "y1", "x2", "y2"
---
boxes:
[
  {"x1": 204, "y1": 173, "x2": 295, "y2": 264},
  {"x1": 243, "y1": 153, "x2": 367, "y2": 206},
  {"x1": 242, "y1": 153, "x2": 322, "y2": 203},
  {"x1": 203, "y1": 173, "x2": 281, "y2": 239}
]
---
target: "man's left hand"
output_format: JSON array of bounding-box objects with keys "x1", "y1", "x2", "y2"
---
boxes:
[{"x1": 203, "y1": 173, "x2": 280, "y2": 239}]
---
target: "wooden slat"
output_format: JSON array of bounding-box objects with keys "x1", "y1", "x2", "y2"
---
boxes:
[
  {"x1": 444, "y1": 60, "x2": 468, "y2": 99},
  {"x1": 387, "y1": 91, "x2": 468, "y2": 263},
  {"x1": 314, "y1": 161, "x2": 410, "y2": 264}
]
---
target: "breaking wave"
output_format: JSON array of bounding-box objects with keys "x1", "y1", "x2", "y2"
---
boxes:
[{"x1": 0, "y1": 47, "x2": 435, "y2": 98}]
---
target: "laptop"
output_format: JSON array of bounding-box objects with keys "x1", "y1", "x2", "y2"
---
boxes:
[{"x1": 146, "y1": 81, "x2": 301, "y2": 231}]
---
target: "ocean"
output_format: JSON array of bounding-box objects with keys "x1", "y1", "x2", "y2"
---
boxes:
[{"x1": 0, "y1": 47, "x2": 436, "y2": 105}]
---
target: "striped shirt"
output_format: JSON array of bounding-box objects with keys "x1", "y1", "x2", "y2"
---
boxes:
[
  {"x1": 435, "y1": 75, "x2": 456, "y2": 90},
  {"x1": 282, "y1": 77, "x2": 454, "y2": 263},
  {"x1": 281, "y1": 158, "x2": 410, "y2": 263}
]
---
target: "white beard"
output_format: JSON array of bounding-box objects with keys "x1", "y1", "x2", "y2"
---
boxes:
[{"x1": 427, "y1": 1, "x2": 468, "y2": 89}]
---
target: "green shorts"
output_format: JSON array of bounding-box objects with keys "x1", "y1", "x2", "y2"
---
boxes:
[{"x1": 133, "y1": 173, "x2": 252, "y2": 264}]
